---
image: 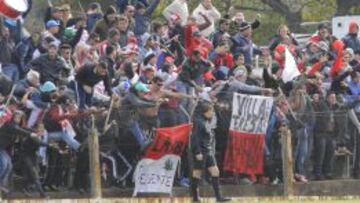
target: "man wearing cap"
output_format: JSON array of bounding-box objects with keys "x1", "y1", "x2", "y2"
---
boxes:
[
  {"x1": 231, "y1": 21, "x2": 262, "y2": 66},
  {"x1": 44, "y1": 4, "x2": 65, "y2": 39},
  {"x1": 29, "y1": 42, "x2": 69, "y2": 85},
  {"x1": 117, "y1": 82, "x2": 156, "y2": 150},
  {"x1": 24, "y1": 81, "x2": 59, "y2": 129},
  {"x1": 134, "y1": 0, "x2": 160, "y2": 37},
  {"x1": 226, "y1": 67, "x2": 273, "y2": 99},
  {"x1": 41, "y1": 20, "x2": 61, "y2": 48}
]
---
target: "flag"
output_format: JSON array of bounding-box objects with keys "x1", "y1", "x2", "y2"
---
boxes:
[
  {"x1": 224, "y1": 93, "x2": 273, "y2": 177},
  {"x1": 144, "y1": 124, "x2": 192, "y2": 160},
  {"x1": 133, "y1": 155, "x2": 180, "y2": 196},
  {"x1": 282, "y1": 48, "x2": 300, "y2": 83},
  {"x1": 134, "y1": 124, "x2": 192, "y2": 196}
]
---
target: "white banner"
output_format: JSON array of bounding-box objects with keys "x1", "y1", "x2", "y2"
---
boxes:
[
  {"x1": 230, "y1": 93, "x2": 273, "y2": 134},
  {"x1": 133, "y1": 154, "x2": 180, "y2": 196}
]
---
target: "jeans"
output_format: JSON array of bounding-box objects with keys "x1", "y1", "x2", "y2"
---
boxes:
[
  {"x1": 313, "y1": 134, "x2": 336, "y2": 177},
  {"x1": 2, "y1": 64, "x2": 19, "y2": 82},
  {"x1": 0, "y1": 150, "x2": 12, "y2": 188},
  {"x1": 176, "y1": 81, "x2": 195, "y2": 123},
  {"x1": 129, "y1": 121, "x2": 147, "y2": 149},
  {"x1": 70, "y1": 81, "x2": 92, "y2": 109},
  {"x1": 294, "y1": 127, "x2": 309, "y2": 176},
  {"x1": 48, "y1": 131, "x2": 80, "y2": 150}
]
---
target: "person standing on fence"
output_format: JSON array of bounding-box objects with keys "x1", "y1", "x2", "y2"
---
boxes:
[
  {"x1": 288, "y1": 82, "x2": 315, "y2": 183},
  {"x1": 312, "y1": 92, "x2": 338, "y2": 180},
  {"x1": 190, "y1": 100, "x2": 230, "y2": 202}
]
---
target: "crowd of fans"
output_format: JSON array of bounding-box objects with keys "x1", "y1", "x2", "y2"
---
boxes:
[{"x1": 0, "y1": 0, "x2": 359, "y2": 198}]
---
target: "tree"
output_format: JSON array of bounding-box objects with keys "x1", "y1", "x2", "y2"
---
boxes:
[{"x1": 335, "y1": 0, "x2": 360, "y2": 16}]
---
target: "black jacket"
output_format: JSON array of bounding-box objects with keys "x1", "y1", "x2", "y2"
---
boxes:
[
  {"x1": 191, "y1": 114, "x2": 216, "y2": 156},
  {"x1": 29, "y1": 54, "x2": 68, "y2": 84},
  {"x1": 0, "y1": 121, "x2": 33, "y2": 150},
  {"x1": 75, "y1": 64, "x2": 113, "y2": 96},
  {"x1": 117, "y1": 92, "x2": 156, "y2": 128}
]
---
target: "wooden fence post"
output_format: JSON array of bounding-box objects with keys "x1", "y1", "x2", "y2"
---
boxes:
[
  {"x1": 89, "y1": 115, "x2": 102, "y2": 200},
  {"x1": 281, "y1": 126, "x2": 295, "y2": 196}
]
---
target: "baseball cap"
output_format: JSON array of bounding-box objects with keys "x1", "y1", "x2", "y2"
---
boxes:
[
  {"x1": 40, "y1": 81, "x2": 57, "y2": 93},
  {"x1": 46, "y1": 20, "x2": 60, "y2": 29},
  {"x1": 134, "y1": 82, "x2": 150, "y2": 93}
]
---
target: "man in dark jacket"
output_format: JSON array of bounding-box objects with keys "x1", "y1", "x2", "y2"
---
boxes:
[
  {"x1": 133, "y1": 0, "x2": 160, "y2": 37},
  {"x1": 190, "y1": 101, "x2": 230, "y2": 202},
  {"x1": 0, "y1": 110, "x2": 39, "y2": 194},
  {"x1": 86, "y1": 2, "x2": 103, "y2": 32},
  {"x1": 117, "y1": 82, "x2": 156, "y2": 150},
  {"x1": 0, "y1": 26, "x2": 18, "y2": 81},
  {"x1": 73, "y1": 61, "x2": 114, "y2": 109},
  {"x1": 177, "y1": 49, "x2": 211, "y2": 122},
  {"x1": 342, "y1": 22, "x2": 360, "y2": 54},
  {"x1": 312, "y1": 92, "x2": 338, "y2": 180},
  {"x1": 29, "y1": 43, "x2": 69, "y2": 85},
  {"x1": 14, "y1": 70, "x2": 40, "y2": 98},
  {"x1": 230, "y1": 21, "x2": 262, "y2": 65}
]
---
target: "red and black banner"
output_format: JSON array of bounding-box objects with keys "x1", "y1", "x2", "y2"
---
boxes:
[{"x1": 144, "y1": 124, "x2": 192, "y2": 160}]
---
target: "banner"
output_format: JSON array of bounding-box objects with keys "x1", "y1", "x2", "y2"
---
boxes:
[
  {"x1": 224, "y1": 93, "x2": 273, "y2": 176},
  {"x1": 133, "y1": 154, "x2": 180, "y2": 196},
  {"x1": 144, "y1": 124, "x2": 192, "y2": 160}
]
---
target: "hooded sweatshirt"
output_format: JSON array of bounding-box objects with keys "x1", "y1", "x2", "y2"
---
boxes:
[{"x1": 342, "y1": 22, "x2": 360, "y2": 53}]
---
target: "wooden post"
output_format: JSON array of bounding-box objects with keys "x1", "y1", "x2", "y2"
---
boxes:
[
  {"x1": 281, "y1": 126, "x2": 294, "y2": 196},
  {"x1": 89, "y1": 115, "x2": 102, "y2": 199}
]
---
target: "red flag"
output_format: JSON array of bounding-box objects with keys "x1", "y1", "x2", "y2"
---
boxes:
[
  {"x1": 144, "y1": 124, "x2": 192, "y2": 160},
  {"x1": 224, "y1": 131, "x2": 265, "y2": 176}
]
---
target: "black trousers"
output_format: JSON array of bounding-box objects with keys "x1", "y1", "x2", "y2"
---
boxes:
[
  {"x1": 313, "y1": 134, "x2": 335, "y2": 177},
  {"x1": 21, "y1": 153, "x2": 40, "y2": 186}
]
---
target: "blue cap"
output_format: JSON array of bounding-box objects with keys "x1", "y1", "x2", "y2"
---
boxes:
[
  {"x1": 134, "y1": 82, "x2": 150, "y2": 93},
  {"x1": 40, "y1": 81, "x2": 57, "y2": 93},
  {"x1": 46, "y1": 20, "x2": 60, "y2": 29}
]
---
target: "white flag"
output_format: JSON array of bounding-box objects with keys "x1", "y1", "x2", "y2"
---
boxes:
[
  {"x1": 282, "y1": 48, "x2": 300, "y2": 83},
  {"x1": 133, "y1": 155, "x2": 180, "y2": 196}
]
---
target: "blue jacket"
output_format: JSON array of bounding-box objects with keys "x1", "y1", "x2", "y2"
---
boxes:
[
  {"x1": 86, "y1": 13, "x2": 103, "y2": 32},
  {"x1": 230, "y1": 33, "x2": 261, "y2": 65},
  {"x1": 134, "y1": 0, "x2": 160, "y2": 36},
  {"x1": 116, "y1": 0, "x2": 149, "y2": 13},
  {"x1": 342, "y1": 34, "x2": 360, "y2": 53}
]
